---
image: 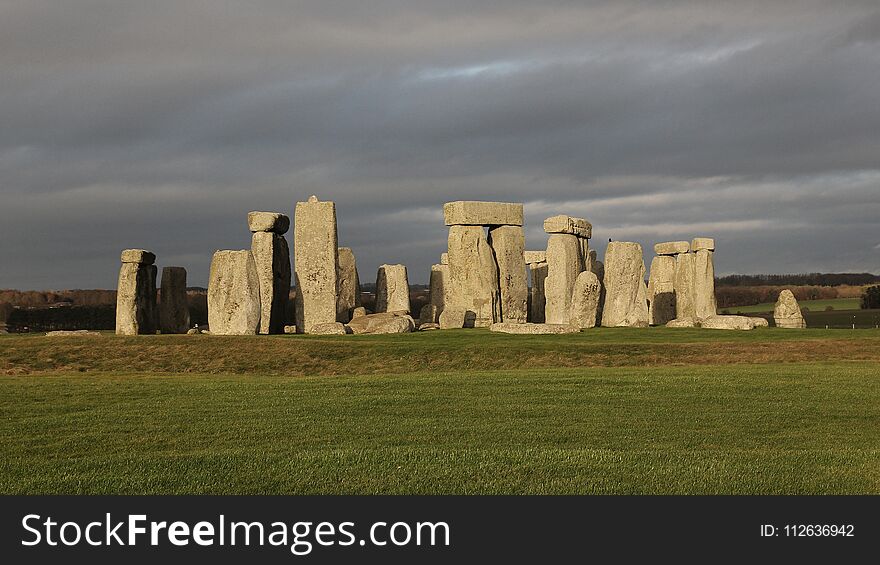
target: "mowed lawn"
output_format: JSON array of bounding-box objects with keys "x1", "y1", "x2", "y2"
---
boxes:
[
  {"x1": 731, "y1": 297, "x2": 861, "y2": 313},
  {"x1": 1, "y1": 329, "x2": 879, "y2": 494}
]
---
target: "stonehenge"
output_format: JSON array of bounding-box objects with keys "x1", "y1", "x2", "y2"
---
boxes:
[
  {"x1": 489, "y1": 225, "x2": 528, "y2": 323},
  {"x1": 249, "y1": 212, "x2": 291, "y2": 334},
  {"x1": 336, "y1": 247, "x2": 361, "y2": 323},
  {"x1": 116, "y1": 249, "x2": 158, "y2": 335},
  {"x1": 442, "y1": 224, "x2": 501, "y2": 328},
  {"x1": 543, "y1": 216, "x2": 591, "y2": 325},
  {"x1": 600, "y1": 242, "x2": 649, "y2": 328},
  {"x1": 647, "y1": 255, "x2": 676, "y2": 326},
  {"x1": 570, "y1": 270, "x2": 601, "y2": 329},
  {"x1": 653, "y1": 237, "x2": 721, "y2": 327},
  {"x1": 158, "y1": 266, "x2": 189, "y2": 334},
  {"x1": 526, "y1": 253, "x2": 548, "y2": 323},
  {"x1": 375, "y1": 264, "x2": 411, "y2": 314},
  {"x1": 346, "y1": 312, "x2": 415, "y2": 334},
  {"x1": 774, "y1": 290, "x2": 807, "y2": 328},
  {"x1": 443, "y1": 201, "x2": 523, "y2": 226},
  {"x1": 489, "y1": 322, "x2": 579, "y2": 334},
  {"x1": 692, "y1": 238, "x2": 717, "y2": 320},
  {"x1": 294, "y1": 196, "x2": 338, "y2": 334},
  {"x1": 207, "y1": 250, "x2": 261, "y2": 335},
  {"x1": 421, "y1": 263, "x2": 448, "y2": 325}
]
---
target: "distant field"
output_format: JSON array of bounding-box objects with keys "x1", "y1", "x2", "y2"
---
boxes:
[
  {"x1": 730, "y1": 297, "x2": 861, "y2": 314},
  {"x1": 1, "y1": 329, "x2": 878, "y2": 495}
]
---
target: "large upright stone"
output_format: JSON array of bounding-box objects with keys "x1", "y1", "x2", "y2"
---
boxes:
[
  {"x1": 601, "y1": 242, "x2": 649, "y2": 328},
  {"x1": 590, "y1": 251, "x2": 605, "y2": 321},
  {"x1": 375, "y1": 264, "x2": 411, "y2": 314},
  {"x1": 544, "y1": 234, "x2": 584, "y2": 324},
  {"x1": 693, "y1": 248, "x2": 717, "y2": 320},
  {"x1": 543, "y1": 215, "x2": 592, "y2": 238},
  {"x1": 421, "y1": 263, "x2": 448, "y2": 325},
  {"x1": 159, "y1": 266, "x2": 189, "y2": 334},
  {"x1": 489, "y1": 225, "x2": 528, "y2": 323},
  {"x1": 774, "y1": 289, "x2": 807, "y2": 329},
  {"x1": 674, "y1": 252, "x2": 697, "y2": 320},
  {"x1": 116, "y1": 249, "x2": 157, "y2": 336},
  {"x1": 294, "y1": 196, "x2": 338, "y2": 334},
  {"x1": 336, "y1": 247, "x2": 361, "y2": 323},
  {"x1": 442, "y1": 225, "x2": 499, "y2": 328},
  {"x1": 252, "y1": 231, "x2": 291, "y2": 334},
  {"x1": 570, "y1": 270, "x2": 601, "y2": 329},
  {"x1": 207, "y1": 250, "x2": 261, "y2": 335},
  {"x1": 528, "y1": 262, "x2": 548, "y2": 323},
  {"x1": 647, "y1": 255, "x2": 676, "y2": 326},
  {"x1": 443, "y1": 201, "x2": 523, "y2": 226}
]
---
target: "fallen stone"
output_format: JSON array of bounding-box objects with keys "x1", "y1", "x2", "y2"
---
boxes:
[
  {"x1": 375, "y1": 264, "x2": 411, "y2": 314},
  {"x1": 186, "y1": 328, "x2": 201, "y2": 335},
  {"x1": 524, "y1": 251, "x2": 546, "y2": 264},
  {"x1": 647, "y1": 255, "x2": 676, "y2": 326},
  {"x1": 666, "y1": 317, "x2": 698, "y2": 328},
  {"x1": 247, "y1": 211, "x2": 290, "y2": 234},
  {"x1": 674, "y1": 252, "x2": 697, "y2": 320},
  {"x1": 544, "y1": 234, "x2": 584, "y2": 325},
  {"x1": 701, "y1": 315, "x2": 755, "y2": 330},
  {"x1": 570, "y1": 270, "x2": 601, "y2": 329},
  {"x1": 774, "y1": 289, "x2": 807, "y2": 329},
  {"x1": 693, "y1": 249, "x2": 717, "y2": 319},
  {"x1": 528, "y1": 262, "x2": 548, "y2": 323},
  {"x1": 336, "y1": 247, "x2": 361, "y2": 322},
  {"x1": 116, "y1": 257, "x2": 158, "y2": 336},
  {"x1": 252, "y1": 231, "x2": 291, "y2": 334},
  {"x1": 543, "y1": 215, "x2": 592, "y2": 238},
  {"x1": 601, "y1": 242, "x2": 649, "y2": 328},
  {"x1": 489, "y1": 322, "x2": 580, "y2": 334},
  {"x1": 418, "y1": 323, "x2": 440, "y2": 331},
  {"x1": 120, "y1": 249, "x2": 156, "y2": 264},
  {"x1": 294, "y1": 196, "x2": 338, "y2": 333},
  {"x1": 691, "y1": 237, "x2": 715, "y2": 252},
  {"x1": 159, "y1": 266, "x2": 190, "y2": 334},
  {"x1": 446, "y1": 225, "x2": 500, "y2": 327},
  {"x1": 346, "y1": 312, "x2": 414, "y2": 334},
  {"x1": 283, "y1": 325, "x2": 297, "y2": 334},
  {"x1": 310, "y1": 322, "x2": 349, "y2": 335},
  {"x1": 751, "y1": 317, "x2": 770, "y2": 328},
  {"x1": 654, "y1": 241, "x2": 690, "y2": 256},
  {"x1": 489, "y1": 225, "x2": 528, "y2": 323},
  {"x1": 351, "y1": 307, "x2": 367, "y2": 319},
  {"x1": 45, "y1": 330, "x2": 102, "y2": 337},
  {"x1": 443, "y1": 201, "x2": 523, "y2": 226},
  {"x1": 207, "y1": 250, "x2": 261, "y2": 335}
]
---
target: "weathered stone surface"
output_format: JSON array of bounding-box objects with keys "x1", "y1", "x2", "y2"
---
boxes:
[
  {"x1": 654, "y1": 241, "x2": 690, "y2": 256},
  {"x1": 601, "y1": 242, "x2": 649, "y2": 328},
  {"x1": 120, "y1": 249, "x2": 156, "y2": 264},
  {"x1": 590, "y1": 256, "x2": 605, "y2": 321},
  {"x1": 701, "y1": 315, "x2": 755, "y2": 331},
  {"x1": 311, "y1": 322, "x2": 349, "y2": 335},
  {"x1": 438, "y1": 308, "x2": 466, "y2": 329},
  {"x1": 544, "y1": 234, "x2": 584, "y2": 325},
  {"x1": 691, "y1": 237, "x2": 715, "y2": 252},
  {"x1": 247, "y1": 211, "x2": 290, "y2": 234},
  {"x1": 443, "y1": 201, "x2": 523, "y2": 226},
  {"x1": 425, "y1": 264, "x2": 449, "y2": 324},
  {"x1": 283, "y1": 325, "x2": 297, "y2": 334},
  {"x1": 751, "y1": 317, "x2": 770, "y2": 328},
  {"x1": 580, "y1": 238, "x2": 592, "y2": 273},
  {"x1": 528, "y1": 262, "x2": 548, "y2": 323},
  {"x1": 351, "y1": 307, "x2": 367, "y2": 319},
  {"x1": 445, "y1": 225, "x2": 500, "y2": 328},
  {"x1": 46, "y1": 330, "x2": 102, "y2": 337},
  {"x1": 346, "y1": 312, "x2": 414, "y2": 334},
  {"x1": 375, "y1": 264, "x2": 410, "y2": 314},
  {"x1": 570, "y1": 270, "x2": 601, "y2": 329},
  {"x1": 674, "y1": 252, "x2": 697, "y2": 320},
  {"x1": 116, "y1": 259, "x2": 158, "y2": 336},
  {"x1": 647, "y1": 255, "x2": 676, "y2": 326},
  {"x1": 159, "y1": 266, "x2": 189, "y2": 334},
  {"x1": 543, "y1": 215, "x2": 592, "y2": 238},
  {"x1": 693, "y1": 249, "x2": 717, "y2": 319},
  {"x1": 440, "y1": 253, "x2": 448, "y2": 265},
  {"x1": 489, "y1": 225, "x2": 528, "y2": 323},
  {"x1": 252, "y1": 232, "x2": 291, "y2": 334},
  {"x1": 774, "y1": 289, "x2": 807, "y2": 329},
  {"x1": 336, "y1": 247, "x2": 361, "y2": 323},
  {"x1": 524, "y1": 251, "x2": 546, "y2": 264},
  {"x1": 418, "y1": 323, "x2": 440, "y2": 331},
  {"x1": 207, "y1": 250, "x2": 261, "y2": 335},
  {"x1": 489, "y1": 322, "x2": 579, "y2": 334},
  {"x1": 419, "y1": 304, "x2": 438, "y2": 325},
  {"x1": 186, "y1": 328, "x2": 202, "y2": 335},
  {"x1": 666, "y1": 317, "x2": 698, "y2": 328},
  {"x1": 294, "y1": 196, "x2": 338, "y2": 334}
]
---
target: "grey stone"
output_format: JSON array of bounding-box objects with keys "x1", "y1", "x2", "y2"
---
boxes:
[
  {"x1": 252, "y1": 231, "x2": 291, "y2": 334},
  {"x1": 543, "y1": 215, "x2": 592, "y2": 238},
  {"x1": 489, "y1": 225, "x2": 528, "y2": 323},
  {"x1": 590, "y1": 256, "x2": 605, "y2": 322},
  {"x1": 751, "y1": 317, "x2": 770, "y2": 328},
  {"x1": 601, "y1": 242, "x2": 649, "y2": 328},
  {"x1": 116, "y1": 257, "x2": 158, "y2": 336},
  {"x1": 207, "y1": 250, "x2": 261, "y2": 335},
  {"x1": 524, "y1": 251, "x2": 546, "y2": 265},
  {"x1": 186, "y1": 328, "x2": 201, "y2": 335},
  {"x1": 46, "y1": 330, "x2": 102, "y2": 337},
  {"x1": 346, "y1": 312, "x2": 414, "y2": 334},
  {"x1": 294, "y1": 196, "x2": 338, "y2": 333},
  {"x1": 310, "y1": 322, "x2": 350, "y2": 335},
  {"x1": 666, "y1": 317, "x2": 698, "y2": 328},
  {"x1": 528, "y1": 262, "x2": 548, "y2": 323},
  {"x1": 691, "y1": 237, "x2": 715, "y2": 252},
  {"x1": 336, "y1": 247, "x2": 361, "y2": 323},
  {"x1": 544, "y1": 234, "x2": 584, "y2": 325},
  {"x1": 375, "y1": 264, "x2": 411, "y2": 314},
  {"x1": 120, "y1": 249, "x2": 156, "y2": 264},
  {"x1": 774, "y1": 289, "x2": 807, "y2": 328},
  {"x1": 445, "y1": 225, "x2": 500, "y2": 328},
  {"x1": 674, "y1": 252, "x2": 697, "y2": 320},
  {"x1": 489, "y1": 322, "x2": 580, "y2": 334},
  {"x1": 693, "y1": 249, "x2": 717, "y2": 319},
  {"x1": 654, "y1": 241, "x2": 690, "y2": 256},
  {"x1": 701, "y1": 315, "x2": 755, "y2": 330},
  {"x1": 351, "y1": 307, "x2": 367, "y2": 319},
  {"x1": 647, "y1": 255, "x2": 676, "y2": 326},
  {"x1": 443, "y1": 201, "x2": 523, "y2": 226},
  {"x1": 418, "y1": 323, "x2": 440, "y2": 331},
  {"x1": 283, "y1": 325, "x2": 297, "y2": 334},
  {"x1": 247, "y1": 211, "x2": 290, "y2": 234},
  {"x1": 440, "y1": 252, "x2": 449, "y2": 265},
  {"x1": 570, "y1": 270, "x2": 601, "y2": 329},
  {"x1": 423, "y1": 264, "x2": 448, "y2": 325},
  {"x1": 159, "y1": 266, "x2": 190, "y2": 334}
]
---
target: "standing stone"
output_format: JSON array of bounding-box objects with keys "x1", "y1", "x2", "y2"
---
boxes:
[
  {"x1": 590, "y1": 250, "x2": 605, "y2": 321},
  {"x1": 294, "y1": 196, "x2": 338, "y2": 334},
  {"x1": 601, "y1": 242, "x2": 649, "y2": 328},
  {"x1": 116, "y1": 249, "x2": 158, "y2": 336},
  {"x1": 421, "y1": 263, "x2": 448, "y2": 325},
  {"x1": 647, "y1": 255, "x2": 676, "y2": 326},
  {"x1": 570, "y1": 270, "x2": 601, "y2": 329},
  {"x1": 159, "y1": 266, "x2": 189, "y2": 334},
  {"x1": 252, "y1": 231, "x2": 291, "y2": 334},
  {"x1": 774, "y1": 289, "x2": 807, "y2": 329},
  {"x1": 674, "y1": 252, "x2": 697, "y2": 321},
  {"x1": 544, "y1": 234, "x2": 583, "y2": 324},
  {"x1": 488, "y1": 225, "x2": 528, "y2": 323},
  {"x1": 375, "y1": 264, "x2": 411, "y2": 314},
  {"x1": 528, "y1": 262, "x2": 548, "y2": 323},
  {"x1": 207, "y1": 250, "x2": 261, "y2": 335},
  {"x1": 336, "y1": 247, "x2": 361, "y2": 323},
  {"x1": 440, "y1": 253, "x2": 449, "y2": 265},
  {"x1": 693, "y1": 248, "x2": 717, "y2": 320},
  {"x1": 442, "y1": 225, "x2": 499, "y2": 328}
]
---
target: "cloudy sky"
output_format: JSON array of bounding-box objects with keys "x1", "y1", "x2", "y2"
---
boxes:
[{"x1": 2, "y1": 0, "x2": 879, "y2": 288}]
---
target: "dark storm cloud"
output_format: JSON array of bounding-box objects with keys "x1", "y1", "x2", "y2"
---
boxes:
[{"x1": 1, "y1": 1, "x2": 878, "y2": 288}]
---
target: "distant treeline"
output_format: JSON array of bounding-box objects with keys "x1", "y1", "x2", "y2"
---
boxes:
[{"x1": 716, "y1": 273, "x2": 880, "y2": 287}]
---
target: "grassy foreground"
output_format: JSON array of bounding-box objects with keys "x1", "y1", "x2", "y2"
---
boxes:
[{"x1": 1, "y1": 329, "x2": 879, "y2": 494}]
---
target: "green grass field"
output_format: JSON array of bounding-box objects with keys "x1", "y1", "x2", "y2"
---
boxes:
[
  {"x1": 2, "y1": 329, "x2": 879, "y2": 494},
  {"x1": 730, "y1": 297, "x2": 861, "y2": 314}
]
